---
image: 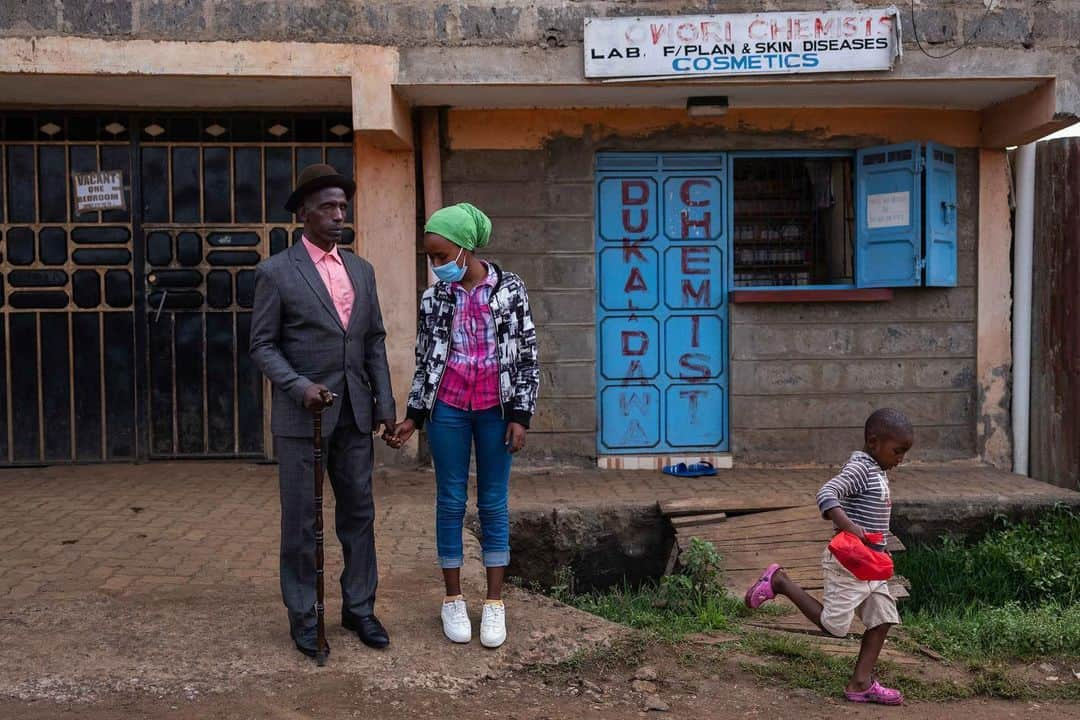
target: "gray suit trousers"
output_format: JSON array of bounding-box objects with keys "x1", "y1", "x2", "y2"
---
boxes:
[{"x1": 276, "y1": 393, "x2": 377, "y2": 628}]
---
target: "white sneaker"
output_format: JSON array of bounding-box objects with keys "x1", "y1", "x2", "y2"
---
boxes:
[
  {"x1": 480, "y1": 602, "x2": 506, "y2": 648},
  {"x1": 441, "y1": 598, "x2": 472, "y2": 644}
]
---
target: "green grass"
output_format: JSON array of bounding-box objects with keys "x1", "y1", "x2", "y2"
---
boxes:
[
  {"x1": 895, "y1": 506, "x2": 1080, "y2": 662},
  {"x1": 901, "y1": 601, "x2": 1080, "y2": 661},
  {"x1": 896, "y1": 506, "x2": 1080, "y2": 611},
  {"x1": 557, "y1": 537, "x2": 769, "y2": 642},
  {"x1": 543, "y1": 519, "x2": 1080, "y2": 701},
  {"x1": 569, "y1": 579, "x2": 751, "y2": 641}
]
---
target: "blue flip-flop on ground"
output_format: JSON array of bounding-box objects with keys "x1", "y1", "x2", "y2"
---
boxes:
[{"x1": 661, "y1": 460, "x2": 717, "y2": 477}]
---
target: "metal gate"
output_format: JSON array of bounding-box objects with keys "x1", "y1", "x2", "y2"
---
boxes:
[{"x1": 0, "y1": 112, "x2": 354, "y2": 465}]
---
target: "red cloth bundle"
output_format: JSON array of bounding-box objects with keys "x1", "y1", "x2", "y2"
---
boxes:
[{"x1": 827, "y1": 531, "x2": 894, "y2": 581}]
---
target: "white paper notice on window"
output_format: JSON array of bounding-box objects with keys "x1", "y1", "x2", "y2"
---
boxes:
[{"x1": 867, "y1": 191, "x2": 910, "y2": 229}]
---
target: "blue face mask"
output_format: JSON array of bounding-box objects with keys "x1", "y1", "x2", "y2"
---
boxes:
[{"x1": 432, "y1": 247, "x2": 467, "y2": 283}]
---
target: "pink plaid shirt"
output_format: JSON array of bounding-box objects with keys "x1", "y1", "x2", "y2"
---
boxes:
[{"x1": 437, "y1": 262, "x2": 500, "y2": 411}]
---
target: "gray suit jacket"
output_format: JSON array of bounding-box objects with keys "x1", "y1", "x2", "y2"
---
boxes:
[{"x1": 249, "y1": 242, "x2": 396, "y2": 438}]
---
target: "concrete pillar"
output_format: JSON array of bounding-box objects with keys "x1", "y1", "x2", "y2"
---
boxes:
[
  {"x1": 976, "y1": 149, "x2": 1013, "y2": 468},
  {"x1": 353, "y1": 134, "x2": 418, "y2": 459}
]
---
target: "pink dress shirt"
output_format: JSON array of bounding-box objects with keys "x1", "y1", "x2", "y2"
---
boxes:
[
  {"x1": 303, "y1": 236, "x2": 354, "y2": 329},
  {"x1": 437, "y1": 262, "x2": 500, "y2": 411}
]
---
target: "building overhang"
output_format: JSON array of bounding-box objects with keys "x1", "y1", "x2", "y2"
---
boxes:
[
  {"x1": 0, "y1": 74, "x2": 353, "y2": 110},
  {"x1": 0, "y1": 37, "x2": 412, "y2": 150},
  {"x1": 0, "y1": 37, "x2": 1072, "y2": 149},
  {"x1": 398, "y1": 44, "x2": 1079, "y2": 148},
  {"x1": 398, "y1": 77, "x2": 1045, "y2": 111},
  {"x1": 396, "y1": 76, "x2": 1066, "y2": 149}
]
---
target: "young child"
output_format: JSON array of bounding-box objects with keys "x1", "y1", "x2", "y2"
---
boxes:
[{"x1": 744, "y1": 408, "x2": 914, "y2": 706}]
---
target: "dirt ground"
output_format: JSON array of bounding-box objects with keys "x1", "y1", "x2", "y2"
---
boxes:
[
  {"x1": 2, "y1": 462, "x2": 1078, "y2": 719},
  {"x1": 2, "y1": 640, "x2": 1076, "y2": 720}
]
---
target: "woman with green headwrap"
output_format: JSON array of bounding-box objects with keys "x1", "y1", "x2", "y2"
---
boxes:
[{"x1": 387, "y1": 202, "x2": 539, "y2": 649}]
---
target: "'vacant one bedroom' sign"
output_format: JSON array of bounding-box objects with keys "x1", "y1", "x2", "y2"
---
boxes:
[
  {"x1": 584, "y1": 7, "x2": 901, "y2": 79},
  {"x1": 72, "y1": 170, "x2": 126, "y2": 214}
]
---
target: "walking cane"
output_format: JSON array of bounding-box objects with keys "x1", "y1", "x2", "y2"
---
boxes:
[{"x1": 312, "y1": 395, "x2": 330, "y2": 667}]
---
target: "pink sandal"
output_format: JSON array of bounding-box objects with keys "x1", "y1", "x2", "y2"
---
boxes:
[
  {"x1": 744, "y1": 563, "x2": 781, "y2": 609},
  {"x1": 844, "y1": 680, "x2": 904, "y2": 705}
]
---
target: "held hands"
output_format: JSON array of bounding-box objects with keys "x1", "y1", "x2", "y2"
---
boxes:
[
  {"x1": 383, "y1": 419, "x2": 416, "y2": 449},
  {"x1": 373, "y1": 419, "x2": 394, "y2": 440},
  {"x1": 379, "y1": 418, "x2": 527, "y2": 454}
]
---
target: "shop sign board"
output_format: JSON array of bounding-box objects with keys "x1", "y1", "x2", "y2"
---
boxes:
[{"x1": 584, "y1": 6, "x2": 901, "y2": 79}]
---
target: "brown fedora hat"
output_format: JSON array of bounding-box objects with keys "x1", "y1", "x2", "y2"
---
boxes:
[{"x1": 285, "y1": 163, "x2": 356, "y2": 213}]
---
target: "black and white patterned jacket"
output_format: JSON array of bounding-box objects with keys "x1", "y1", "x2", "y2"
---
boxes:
[{"x1": 405, "y1": 263, "x2": 539, "y2": 428}]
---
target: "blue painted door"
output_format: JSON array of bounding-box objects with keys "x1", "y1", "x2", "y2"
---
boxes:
[{"x1": 595, "y1": 153, "x2": 729, "y2": 454}]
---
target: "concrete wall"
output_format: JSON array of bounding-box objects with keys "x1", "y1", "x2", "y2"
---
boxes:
[
  {"x1": 441, "y1": 109, "x2": 978, "y2": 464},
  {"x1": 976, "y1": 150, "x2": 1013, "y2": 469},
  {"x1": 441, "y1": 145, "x2": 597, "y2": 462},
  {"x1": 3, "y1": 1, "x2": 1074, "y2": 51}
]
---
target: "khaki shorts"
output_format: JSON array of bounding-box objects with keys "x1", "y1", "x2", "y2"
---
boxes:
[{"x1": 819, "y1": 547, "x2": 900, "y2": 637}]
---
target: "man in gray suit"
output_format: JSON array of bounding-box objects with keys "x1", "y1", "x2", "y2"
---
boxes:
[{"x1": 250, "y1": 164, "x2": 395, "y2": 657}]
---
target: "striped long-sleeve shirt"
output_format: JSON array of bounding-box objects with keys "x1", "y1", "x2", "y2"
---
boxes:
[{"x1": 816, "y1": 451, "x2": 893, "y2": 542}]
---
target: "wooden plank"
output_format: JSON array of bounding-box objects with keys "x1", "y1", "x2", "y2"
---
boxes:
[
  {"x1": 697, "y1": 530, "x2": 904, "y2": 554},
  {"x1": 683, "y1": 504, "x2": 906, "y2": 552},
  {"x1": 660, "y1": 497, "x2": 799, "y2": 517},
  {"x1": 671, "y1": 512, "x2": 727, "y2": 528},
  {"x1": 678, "y1": 504, "x2": 909, "y2": 607},
  {"x1": 708, "y1": 542, "x2": 827, "y2": 557},
  {"x1": 663, "y1": 542, "x2": 679, "y2": 577},
  {"x1": 714, "y1": 552, "x2": 822, "y2": 572},
  {"x1": 699, "y1": 522, "x2": 829, "y2": 544},
  {"x1": 710, "y1": 544, "x2": 823, "y2": 562},
  {"x1": 695, "y1": 530, "x2": 831, "y2": 548},
  {"x1": 705, "y1": 504, "x2": 822, "y2": 529},
  {"x1": 747, "y1": 614, "x2": 819, "y2": 633}
]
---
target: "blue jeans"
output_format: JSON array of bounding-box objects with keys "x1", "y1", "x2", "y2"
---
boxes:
[{"x1": 426, "y1": 400, "x2": 512, "y2": 569}]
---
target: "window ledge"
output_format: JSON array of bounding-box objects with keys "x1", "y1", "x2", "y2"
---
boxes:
[{"x1": 730, "y1": 288, "x2": 894, "y2": 304}]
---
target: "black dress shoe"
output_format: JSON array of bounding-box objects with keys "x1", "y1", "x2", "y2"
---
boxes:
[
  {"x1": 293, "y1": 637, "x2": 330, "y2": 659},
  {"x1": 342, "y1": 613, "x2": 390, "y2": 649},
  {"x1": 292, "y1": 629, "x2": 330, "y2": 659}
]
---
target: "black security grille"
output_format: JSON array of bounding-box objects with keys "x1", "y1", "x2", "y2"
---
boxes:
[{"x1": 0, "y1": 112, "x2": 354, "y2": 464}]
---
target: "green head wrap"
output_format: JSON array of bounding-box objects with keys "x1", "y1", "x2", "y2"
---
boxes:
[{"x1": 424, "y1": 202, "x2": 492, "y2": 252}]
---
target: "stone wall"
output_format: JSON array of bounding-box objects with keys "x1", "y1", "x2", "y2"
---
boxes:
[
  {"x1": 2, "y1": 1, "x2": 1076, "y2": 51},
  {"x1": 441, "y1": 123, "x2": 977, "y2": 464}
]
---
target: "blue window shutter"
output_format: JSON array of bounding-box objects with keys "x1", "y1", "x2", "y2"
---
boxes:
[
  {"x1": 923, "y1": 143, "x2": 959, "y2": 287},
  {"x1": 855, "y1": 142, "x2": 922, "y2": 288}
]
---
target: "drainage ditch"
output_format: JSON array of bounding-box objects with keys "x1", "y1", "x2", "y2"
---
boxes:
[
  {"x1": 491, "y1": 500, "x2": 1075, "y2": 593},
  {"x1": 500, "y1": 505, "x2": 674, "y2": 594}
]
